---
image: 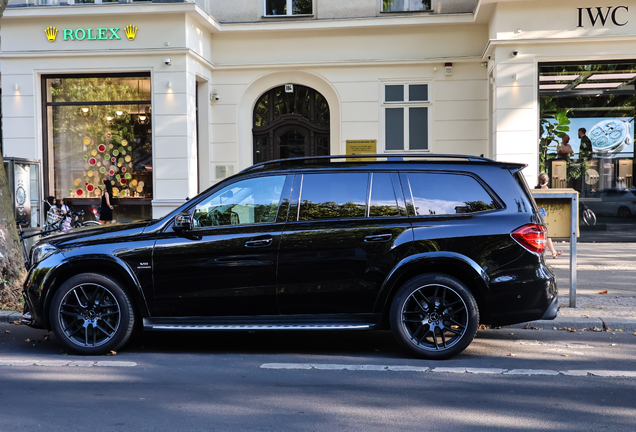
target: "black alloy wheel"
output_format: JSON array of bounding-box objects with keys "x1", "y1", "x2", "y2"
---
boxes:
[
  {"x1": 390, "y1": 274, "x2": 479, "y2": 360},
  {"x1": 50, "y1": 273, "x2": 135, "y2": 355}
]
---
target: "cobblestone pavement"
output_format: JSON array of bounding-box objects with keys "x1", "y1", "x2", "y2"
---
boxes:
[{"x1": 557, "y1": 296, "x2": 636, "y2": 318}]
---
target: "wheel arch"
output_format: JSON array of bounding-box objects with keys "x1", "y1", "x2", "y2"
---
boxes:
[
  {"x1": 41, "y1": 256, "x2": 150, "y2": 329},
  {"x1": 375, "y1": 252, "x2": 491, "y2": 325}
]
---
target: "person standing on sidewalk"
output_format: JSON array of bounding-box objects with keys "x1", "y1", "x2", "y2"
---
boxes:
[
  {"x1": 99, "y1": 179, "x2": 115, "y2": 225},
  {"x1": 536, "y1": 173, "x2": 563, "y2": 259}
]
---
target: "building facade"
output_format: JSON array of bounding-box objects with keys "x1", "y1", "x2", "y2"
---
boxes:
[{"x1": 2, "y1": 0, "x2": 636, "y2": 236}]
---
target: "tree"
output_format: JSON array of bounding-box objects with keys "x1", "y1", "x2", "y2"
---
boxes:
[{"x1": 1, "y1": 0, "x2": 28, "y2": 308}]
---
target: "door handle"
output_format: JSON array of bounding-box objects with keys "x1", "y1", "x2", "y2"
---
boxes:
[
  {"x1": 364, "y1": 233, "x2": 393, "y2": 242},
  {"x1": 245, "y1": 237, "x2": 273, "y2": 247}
]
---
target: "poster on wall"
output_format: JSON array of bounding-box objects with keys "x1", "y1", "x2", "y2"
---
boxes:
[
  {"x1": 14, "y1": 163, "x2": 31, "y2": 227},
  {"x1": 543, "y1": 117, "x2": 635, "y2": 158}
]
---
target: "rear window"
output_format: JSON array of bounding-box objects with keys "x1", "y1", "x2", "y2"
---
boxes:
[{"x1": 406, "y1": 173, "x2": 498, "y2": 216}]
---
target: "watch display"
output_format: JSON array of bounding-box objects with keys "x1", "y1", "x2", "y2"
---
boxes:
[{"x1": 589, "y1": 118, "x2": 632, "y2": 157}]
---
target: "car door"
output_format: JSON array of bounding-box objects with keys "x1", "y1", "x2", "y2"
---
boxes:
[
  {"x1": 276, "y1": 171, "x2": 413, "y2": 315},
  {"x1": 151, "y1": 174, "x2": 292, "y2": 317}
]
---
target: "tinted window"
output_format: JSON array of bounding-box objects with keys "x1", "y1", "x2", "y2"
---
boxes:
[
  {"x1": 370, "y1": 173, "x2": 399, "y2": 217},
  {"x1": 299, "y1": 173, "x2": 368, "y2": 220},
  {"x1": 407, "y1": 173, "x2": 498, "y2": 216},
  {"x1": 193, "y1": 176, "x2": 286, "y2": 227}
]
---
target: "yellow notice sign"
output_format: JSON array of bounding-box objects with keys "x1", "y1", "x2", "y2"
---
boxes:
[{"x1": 346, "y1": 140, "x2": 376, "y2": 161}]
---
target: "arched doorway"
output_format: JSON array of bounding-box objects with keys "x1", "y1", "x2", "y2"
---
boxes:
[{"x1": 253, "y1": 85, "x2": 330, "y2": 163}]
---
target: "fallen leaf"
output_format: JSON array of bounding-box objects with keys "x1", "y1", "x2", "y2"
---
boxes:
[
  {"x1": 107, "y1": 350, "x2": 117, "y2": 356},
  {"x1": 578, "y1": 332, "x2": 583, "y2": 335},
  {"x1": 531, "y1": 327, "x2": 540, "y2": 330},
  {"x1": 43, "y1": 334, "x2": 49, "y2": 340},
  {"x1": 524, "y1": 324, "x2": 530, "y2": 329},
  {"x1": 584, "y1": 315, "x2": 590, "y2": 318},
  {"x1": 562, "y1": 354, "x2": 569, "y2": 357},
  {"x1": 618, "y1": 329, "x2": 623, "y2": 332},
  {"x1": 611, "y1": 343, "x2": 617, "y2": 346},
  {"x1": 25, "y1": 339, "x2": 31, "y2": 343},
  {"x1": 598, "y1": 290, "x2": 608, "y2": 295},
  {"x1": 507, "y1": 353, "x2": 517, "y2": 357},
  {"x1": 478, "y1": 324, "x2": 488, "y2": 330},
  {"x1": 590, "y1": 327, "x2": 603, "y2": 332},
  {"x1": 4, "y1": 330, "x2": 9, "y2": 334},
  {"x1": 633, "y1": 332, "x2": 636, "y2": 336},
  {"x1": 510, "y1": 332, "x2": 515, "y2": 335}
]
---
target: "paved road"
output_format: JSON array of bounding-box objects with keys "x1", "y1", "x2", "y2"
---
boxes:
[{"x1": 1, "y1": 323, "x2": 635, "y2": 431}]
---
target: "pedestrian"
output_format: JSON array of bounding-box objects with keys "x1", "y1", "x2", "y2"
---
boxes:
[
  {"x1": 536, "y1": 173, "x2": 562, "y2": 259},
  {"x1": 59, "y1": 198, "x2": 72, "y2": 231},
  {"x1": 557, "y1": 134, "x2": 574, "y2": 160},
  {"x1": 99, "y1": 179, "x2": 115, "y2": 225},
  {"x1": 578, "y1": 128, "x2": 593, "y2": 163}
]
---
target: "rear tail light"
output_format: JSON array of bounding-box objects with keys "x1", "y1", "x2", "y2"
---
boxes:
[{"x1": 511, "y1": 224, "x2": 547, "y2": 254}]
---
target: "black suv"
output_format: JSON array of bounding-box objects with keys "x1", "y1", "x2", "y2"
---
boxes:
[{"x1": 23, "y1": 155, "x2": 557, "y2": 359}]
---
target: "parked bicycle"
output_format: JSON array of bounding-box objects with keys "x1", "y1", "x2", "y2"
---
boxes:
[{"x1": 580, "y1": 201, "x2": 597, "y2": 226}]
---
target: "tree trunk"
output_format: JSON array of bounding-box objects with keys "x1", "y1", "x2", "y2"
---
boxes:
[
  {"x1": 0, "y1": 0, "x2": 26, "y2": 308},
  {"x1": 0, "y1": 155, "x2": 27, "y2": 307}
]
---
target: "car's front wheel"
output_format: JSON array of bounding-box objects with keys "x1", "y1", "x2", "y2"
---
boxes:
[
  {"x1": 50, "y1": 273, "x2": 135, "y2": 355},
  {"x1": 390, "y1": 273, "x2": 479, "y2": 360}
]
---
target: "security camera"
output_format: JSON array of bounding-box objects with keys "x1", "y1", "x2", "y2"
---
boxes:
[
  {"x1": 164, "y1": 58, "x2": 172, "y2": 66},
  {"x1": 211, "y1": 90, "x2": 219, "y2": 101},
  {"x1": 511, "y1": 50, "x2": 519, "y2": 57}
]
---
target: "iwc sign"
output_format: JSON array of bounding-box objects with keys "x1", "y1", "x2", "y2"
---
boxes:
[
  {"x1": 44, "y1": 25, "x2": 138, "y2": 42},
  {"x1": 577, "y1": 6, "x2": 629, "y2": 27}
]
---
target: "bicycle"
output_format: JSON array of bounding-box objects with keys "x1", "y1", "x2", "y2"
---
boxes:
[
  {"x1": 580, "y1": 201, "x2": 597, "y2": 226},
  {"x1": 16, "y1": 221, "x2": 63, "y2": 270}
]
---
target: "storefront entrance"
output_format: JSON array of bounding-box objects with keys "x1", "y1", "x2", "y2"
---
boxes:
[{"x1": 252, "y1": 85, "x2": 330, "y2": 164}]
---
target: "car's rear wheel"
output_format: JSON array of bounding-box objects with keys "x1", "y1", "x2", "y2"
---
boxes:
[
  {"x1": 618, "y1": 206, "x2": 631, "y2": 218},
  {"x1": 390, "y1": 273, "x2": 479, "y2": 360},
  {"x1": 50, "y1": 273, "x2": 135, "y2": 355}
]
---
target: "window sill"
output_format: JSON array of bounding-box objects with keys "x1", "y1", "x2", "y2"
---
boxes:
[
  {"x1": 262, "y1": 14, "x2": 314, "y2": 19},
  {"x1": 380, "y1": 10, "x2": 432, "y2": 14}
]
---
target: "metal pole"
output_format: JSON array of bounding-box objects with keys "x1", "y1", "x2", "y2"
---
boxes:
[{"x1": 569, "y1": 193, "x2": 578, "y2": 308}]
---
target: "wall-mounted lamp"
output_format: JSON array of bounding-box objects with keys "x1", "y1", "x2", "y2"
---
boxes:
[
  {"x1": 512, "y1": 74, "x2": 518, "y2": 81},
  {"x1": 211, "y1": 90, "x2": 219, "y2": 101},
  {"x1": 137, "y1": 114, "x2": 150, "y2": 125},
  {"x1": 167, "y1": 81, "x2": 172, "y2": 89},
  {"x1": 115, "y1": 110, "x2": 124, "y2": 117},
  {"x1": 79, "y1": 107, "x2": 91, "y2": 117},
  {"x1": 444, "y1": 63, "x2": 453, "y2": 76},
  {"x1": 515, "y1": 28, "x2": 523, "y2": 34},
  {"x1": 14, "y1": 84, "x2": 20, "y2": 91},
  {"x1": 106, "y1": 115, "x2": 114, "y2": 124}
]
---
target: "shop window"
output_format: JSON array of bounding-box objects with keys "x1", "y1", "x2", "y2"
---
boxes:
[
  {"x1": 43, "y1": 75, "x2": 152, "y2": 221},
  {"x1": 382, "y1": 0, "x2": 431, "y2": 13},
  {"x1": 265, "y1": 0, "x2": 312, "y2": 16},
  {"x1": 539, "y1": 61, "x2": 636, "y2": 240},
  {"x1": 383, "y1": 83, "x2": 430, "y2": 152}
]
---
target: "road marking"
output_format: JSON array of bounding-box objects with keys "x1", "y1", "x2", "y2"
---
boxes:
[
  {"x1": 0, "y1": 359, "x2": 137, "y2": 367},
  {"x1": 260, "y1": 363, "x2": 636, "y2": 377}
]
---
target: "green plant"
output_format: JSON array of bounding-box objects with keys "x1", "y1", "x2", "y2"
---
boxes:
[{"x1": 539, "y1": 97, "x2": 571, "y2": 174}]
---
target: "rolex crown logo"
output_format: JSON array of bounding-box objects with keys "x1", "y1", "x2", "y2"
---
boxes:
[
  {"x1": 45, "y1": 26, "x2": 58, "y2": 42},
  {"x1": 124, "y1": 25, "x2": 138, "y2": 41}
]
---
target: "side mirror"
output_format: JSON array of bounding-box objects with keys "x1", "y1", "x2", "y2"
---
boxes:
[{"x1": 173, "y1": 211, "x2": 193, "y2": 232}]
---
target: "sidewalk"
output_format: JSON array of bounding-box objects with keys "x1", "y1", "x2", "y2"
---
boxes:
[
  {"x1": 509, "y1": 242, "x2": 636, "y2": 331},
  {"x1": 2, "y1": 243, "x2": 635, "y2": 330}
]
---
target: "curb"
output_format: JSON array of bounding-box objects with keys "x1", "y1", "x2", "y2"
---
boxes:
[
  {"x1": 505, "y1": 317, "x2": 636, "y2": 332},
  {"x1": 0, "y1": 311, "x2": 22, "y2": 324}
]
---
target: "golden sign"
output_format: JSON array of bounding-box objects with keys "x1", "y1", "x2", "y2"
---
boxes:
[
  {"x1": 124, "y1": 25, "x2": 138, "y2": 41},
  {"x1": 45, "y1": 26, "x2": 58, "y2": 42}
]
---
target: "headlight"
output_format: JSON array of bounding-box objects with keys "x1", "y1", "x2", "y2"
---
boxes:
[{"x1": 30, "y1": 243, "x2": 59, "y2": 267}]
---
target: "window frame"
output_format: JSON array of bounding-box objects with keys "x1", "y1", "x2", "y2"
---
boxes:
[
  {"x1": 380, "y1": 0, "x2": 433, "y2": 14},
  {"x1": 381, "y1": 81, "x2": 433, "y2": 153},
  {"x1": 400, "y1": 171, "x2": 503, "y2": 218},
  {"x1": 263, "y1": 0, "x2": 314, "y2": 18},
  {"x1": 185, "y1": 174, "x2": 293, "y2": 229}
]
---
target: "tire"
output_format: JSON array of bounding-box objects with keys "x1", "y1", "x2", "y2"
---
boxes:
[
  {"x1": 389, "y1": 273, "x2": 479, "y2": 360},
  {"x1": 50, "y1": 273, "x2": 135, "y2": 355},
  {"x1": 80, "y1": 221, "x2": 101, "y2": 227},
  {"x1": 583, "y1": 209, "x2": 596, "y2": 226},
  {"x1": 618, "y1": 207, "x2": 631, "y2": 219}
]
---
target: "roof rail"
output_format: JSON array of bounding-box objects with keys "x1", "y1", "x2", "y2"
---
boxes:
[{"x1": 241, "y1": 153, "x2": 495, "y2": 173}]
